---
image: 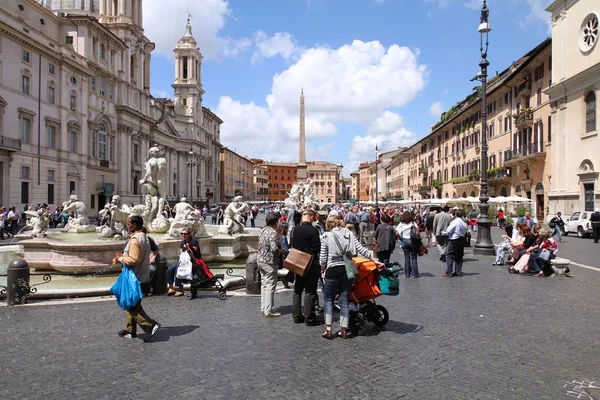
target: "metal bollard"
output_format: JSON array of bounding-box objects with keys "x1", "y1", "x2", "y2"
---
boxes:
[
  {"x1": 153, "y1": 254, "x2": 168, "y2": 295},
  {"x1": 245, "y1": 251, "x2": 261, "y2": 294},
  {"x1": 7, "y1": 259, "x2": 30, "y2": 306}
]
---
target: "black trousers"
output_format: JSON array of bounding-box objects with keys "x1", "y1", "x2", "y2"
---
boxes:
[
  {"x1": 593, "y1": 227, "x2": 600, "y2": 243},
  {"x1": 292, "y1": 263, "x2": 320, "y2": 322}
]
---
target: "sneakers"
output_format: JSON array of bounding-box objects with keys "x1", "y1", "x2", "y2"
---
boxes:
[
  {"x1": 143, "y1": 323, "x2": 161, "y2": 342},
  {"x1": 117, "y1": 330, "x2": 137, "y2": 339},
  {"x1": 264, "y1": 313, "x2": 282, "y2": 318}
]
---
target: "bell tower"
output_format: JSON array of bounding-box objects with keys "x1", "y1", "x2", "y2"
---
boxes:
[{"x1": 172, "y1": 16, "x2": 204, "y2": 124}]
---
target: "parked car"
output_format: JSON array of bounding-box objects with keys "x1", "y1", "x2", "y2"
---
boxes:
[{"x1": 564, "y1": 211, "x2": 594, "y2": 238}]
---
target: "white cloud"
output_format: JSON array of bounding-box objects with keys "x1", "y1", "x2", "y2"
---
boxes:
[
  {"x1": 144, "y1": 0, "x2": 238, "y2": 60},
  {"x1": 151, "y1": 89, "x2": 170, "y2": 98},
  {"x1": 429, "y1": 101, "x2": 444, "y2": 118},
  {"x1": 522, "y1": 0, "x2": 552, "y2": 30},
  {"x1": 216, "y1": 40, "x2": 428, "y2": 169},
  {"x1": 345, "y1": 111, "x2": 416, "y2": 174},
  {"x1": 251, "y1": 31, "x2": 299, "y2": 65}
]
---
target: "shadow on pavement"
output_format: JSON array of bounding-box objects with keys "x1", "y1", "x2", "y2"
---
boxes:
[
  {"x1": 152, "y1": 325, "x2": 200, "y2": 342},
  {"x1": 418, "y1": 272, "x2": 436, "y2": 277},
  {"x1": 367, "y1": 320, "x2": 423, "y2": 336},
  {"x1": 462, "y1": 258, "x2": 480, "y2": 262}
]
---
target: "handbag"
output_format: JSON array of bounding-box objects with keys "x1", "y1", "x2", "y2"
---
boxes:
[
  {"x1": 283, "y1": 248, "x2": 313, "y2": 276},
  {"x1": 283, "y1": 227, "x2": 313, "y2": 276},
  {"x1": 372, "y1": 225, "x2": 389, "y2": 254},
  {"x1": 379, "y1": 265, "x2": 400, "y2": 296},
  {"x1": 410, "y1": 223, "x2": 421, "y2": 244},
  {"x1": 417, "y1": 241, "x2": 428, "y2": 256},
  {"x1": 176, "y1": 251, "x2": 194, "y2": 280},
  {"x1": 110, "y1": 266, "x2": 143, "y2": 310},
  {"x1": 331, "y1": 231, "x2": 359, "y2": 282}
]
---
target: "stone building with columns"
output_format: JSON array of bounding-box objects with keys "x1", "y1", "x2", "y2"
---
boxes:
[
  {"x1": 546, "y1": 0, "x2": 600, "y2": 215},
  {"x1": 0, "y1": 0, "x2": 222, "y2": 213}
]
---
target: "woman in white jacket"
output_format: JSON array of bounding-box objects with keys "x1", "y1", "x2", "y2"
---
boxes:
[{"x1": 319, "y1": 216, "x2": 377, "y2": 339}]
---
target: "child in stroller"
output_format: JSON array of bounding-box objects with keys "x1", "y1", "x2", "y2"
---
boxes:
[
  {"x1": 175, "y1": 239, "x2": 227, "y2": 300},
  {"x1": 341, "y1": 259, "x2": 402, "y2": 336}
]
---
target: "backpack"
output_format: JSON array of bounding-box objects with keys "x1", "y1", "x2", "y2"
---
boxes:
[{"x1": 410, "y1": 223, "x2": 421, "y2": 243}]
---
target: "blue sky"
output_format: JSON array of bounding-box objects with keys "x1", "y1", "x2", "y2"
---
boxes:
[{"x1": 144, "y1": 0, "x2": 553, "y2": 175}]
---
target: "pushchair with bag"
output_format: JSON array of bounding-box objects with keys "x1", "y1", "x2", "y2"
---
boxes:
[
  {"x1": 178, "y1": 245, "x2": 227, "y2": 300},
  {"x1": 347, "y1": 258, "x2": 401, "y2": 336}
]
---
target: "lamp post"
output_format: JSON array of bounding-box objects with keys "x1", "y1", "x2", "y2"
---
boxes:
[
  {"x1": 186, "y1": 148, "x2": 196, "y2": 201},
  {"x1": 474, "y1": 0, "x2": 495, "y2": 255},
  {"x1": 375, "y1": 144, "x2": 379, "y2": 206}
]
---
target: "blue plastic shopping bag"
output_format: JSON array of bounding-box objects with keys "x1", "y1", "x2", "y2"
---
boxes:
[{"x1": 110, "y1": 266, "x2": 143, "y2": 310}]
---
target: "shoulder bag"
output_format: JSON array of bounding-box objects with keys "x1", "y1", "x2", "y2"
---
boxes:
[
  {"x1": 331, "y1": 232, "x2": 359, "y2": 283},
  {"x1": 283, "y1": 227, "x2": 313, "y2": 277},
  {"x1": 373, "y1": 225, "x2": 389, "y2": 254}
]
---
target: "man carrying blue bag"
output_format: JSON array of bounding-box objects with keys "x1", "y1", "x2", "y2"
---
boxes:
[{"x1": 113, "y1": 215, "x2": 161, "y2": 342}]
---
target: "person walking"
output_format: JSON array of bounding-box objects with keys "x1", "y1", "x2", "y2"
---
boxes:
[
  {"x1": 319, "y1": 216, "x2": 377, "y2": 339},
  {"x1": 396, "y1": 211, "x2": 420, "y2": 278},
  {"x1": 373, "y1": 213, "x2": 396, "y2": 265},
  {"x1": 444, "y1": 210, "x2": 468, "y2": 277},
  {"x1": 497, "y1": 208, "x2": 506, "y2": 230},
  {"x1": 591, "y1": 208, "x2": 600, "y2": 243},
  {"x1": 290, "y1": 207, "x2": 323, "y2": 326},
  {"x1": 549, "y1": 212, "x2": 565, "y2": 243},
  {"x1": 433, "y1": 206, "x2": 452, "y2": 262},
  {"x1": 468, "y1": 209, "x2": 478, "y2": 232},
  {"x1": 258, "y1": 212, "x2": 283, "y2": 317},
  {"x1": 117, "y1": 216, "x2": 161, "y2": 341}
]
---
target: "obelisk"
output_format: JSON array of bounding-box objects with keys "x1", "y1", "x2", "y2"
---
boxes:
[{"x1": 297, "y1": 88, "x2": 307, "y2": 182}]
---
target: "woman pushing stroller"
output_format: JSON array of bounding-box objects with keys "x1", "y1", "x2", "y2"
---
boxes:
[{"x1": 319, "y1": 216, "x2": 381, "y2": 339}]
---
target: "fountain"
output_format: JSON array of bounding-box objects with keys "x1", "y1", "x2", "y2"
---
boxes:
[{"x1": 10, "y1": 145, "x2": 259, "y2": 274}]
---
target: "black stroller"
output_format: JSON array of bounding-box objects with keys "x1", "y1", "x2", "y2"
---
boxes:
[{"x1": 180, "y1": 247, "x2": 227, "y2": 300}]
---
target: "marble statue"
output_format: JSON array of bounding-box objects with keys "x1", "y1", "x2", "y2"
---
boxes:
[
  {"x1": 24, "y1": 208, "x2": 49, "y2": 238},
  {"x1": 97, "y1": 195, "x2": 131, "y2": 239},
  {"x1": 218, "y1": 196, "x2": 248, "y2": 235},
  {"x1": 285, "y1": 180, "x2": 318, "y2": 209},
  {"x1": 62, "y1": 195, "x2": 95, "y2": 233},
  {"x1": 139, "y1": 146, "x2": 170, "y2": 233},
  {"x1": 164, "y1": 197, "x2": 207, "y2": 239}
]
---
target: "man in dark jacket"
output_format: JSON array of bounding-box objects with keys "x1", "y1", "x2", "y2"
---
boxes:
[
  {"x1": 290, "y1": 207, "x2": 323, "y2": 326},
  {"x1": 590, "y1": 208, "x2": 600, "y2": 243}
]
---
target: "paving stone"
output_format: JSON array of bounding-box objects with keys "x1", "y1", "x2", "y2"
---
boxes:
[{"x1": 1, "y1": 243, "x2": 600, "y2": 399}]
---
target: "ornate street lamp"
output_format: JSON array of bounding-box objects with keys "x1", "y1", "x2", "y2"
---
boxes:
[
  {"x1": 186, "y1": 147, "x2": 196, "y2": 200},
  {"x1": 474, "y1": 0, "x2": 495, "y2": 255}
]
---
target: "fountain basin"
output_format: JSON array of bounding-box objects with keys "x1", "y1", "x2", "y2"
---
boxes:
[{"x1": 16, "y1": 228, "x2": 259, "y2": 273}]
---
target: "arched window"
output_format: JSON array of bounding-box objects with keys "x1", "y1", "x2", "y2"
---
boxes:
[
  {"x1": 586, "y1": 91, "x2": 596, "y2": 133},
  {"x1": 500, "y1": 187, "x2": 508, "y2": 197}
]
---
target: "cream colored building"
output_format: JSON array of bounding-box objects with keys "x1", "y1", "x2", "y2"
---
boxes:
[
  {"x1": 253, "y1": 163, "x2": 269, "y2": 201},
  {"x1": 0, "y1": 0, "x2": 223, "y2": 213},
  {"x1": 403, "y1": 39, "x2": 552, "y2": 219},
  {"x1": 220, "y1": 147, "x2": 254, "y2": 201},
  {"x1": 350, "y1": 171, "x2": 359, "y2": 201},
  {"x1": 546, "y1": 0, "x2": 599, "y2": 214},
  {"x1": 388, "y1": 148, "x2": 410, "y2": 200},
  {"x1": 307, "y1": 161, "x2": 343, "y2": 204}
]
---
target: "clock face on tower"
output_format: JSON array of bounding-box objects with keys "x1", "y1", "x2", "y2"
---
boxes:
[{"x1": 579, "y1": 12, "x2": 599, "y2": 53}]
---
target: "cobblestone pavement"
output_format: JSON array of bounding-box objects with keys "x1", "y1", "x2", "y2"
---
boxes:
[{"x1": 2, "y1": 239, "x2": 600, "y2": 400}]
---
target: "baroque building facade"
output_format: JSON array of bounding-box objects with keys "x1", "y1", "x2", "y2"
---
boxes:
[
  {"x1": 0, "y1": 0, "x2": 222, "y2": 214},
  {"x1": 546, "y1": 0, "x2": 599, "y2": 214}
]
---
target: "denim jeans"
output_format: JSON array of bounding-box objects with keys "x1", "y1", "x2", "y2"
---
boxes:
[
  {"x1": 166, "y1": 262, "x2": 182, "y2": 286},
  {"x1": 401, "y1": 238, "x2": 419, "y2": 277},
  {"x1": 323, "y1": 265, "x2": 350, "y2": 328},
  {"x1": 552, "y1": 227, "x2": 563, "y2": 242}
]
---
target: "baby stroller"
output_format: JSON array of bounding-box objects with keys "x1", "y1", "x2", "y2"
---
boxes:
[
  {"x1": 347, "y1": 258, "x2": 401, "y2": 336},
  {"x1": 179, "y1": 249, "x2": 227, "y2": 300}
]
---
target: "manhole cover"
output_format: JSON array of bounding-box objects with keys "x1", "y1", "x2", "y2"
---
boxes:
[{"x1": 584, "y1": 387, "x2": 600, "y2": 400}]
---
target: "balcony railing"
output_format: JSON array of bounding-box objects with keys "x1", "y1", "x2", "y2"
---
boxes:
[
  {"x1": 0, "y1": 136, "x2": 21, "y2": 151},
  {"x1": 516, "y1": 77, "x2": 531, "y2": 97},
  {"x1": 513, "y1": 108, "x2": 534, "y2": 130},
  {"x1": 504, "y1": 141, "x2": 544, "y2": 162}
]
